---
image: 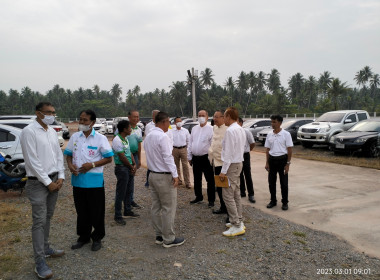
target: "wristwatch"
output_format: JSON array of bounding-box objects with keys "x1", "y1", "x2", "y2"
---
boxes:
[
  {"x1": 92, "y1": 162, "x2": 96, "y2": 168},
  {"x1": 286, "y1": 161, "x2": 291, "y2": 165}
]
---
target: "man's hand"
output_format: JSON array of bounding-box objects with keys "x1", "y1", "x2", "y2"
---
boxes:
[
  {"x1": 188, "y1": 160, "x2": 192, "y2": 166},
  {"x1": 130, "y1": 166, "x2": 136, "y2": 176},
  {"x1": 173, "y1": 177, "x2": 179, "y2": 188},
  {"x1": 219, "y1": 173, "x2": 226, "y2": 181},
  {"x1": 284, "y1": 164, "x2": 290, "y2": 175},
  {"x1": 136, "y1": 162, "x2": 141, "y2": 169},
  {"x1": 79, "y1": 163, "x2": 93, "y2": 174},
  {"x1": 47, "y1": 182, "x2": 59, "y2": 192},
  {"x1": 55, "y1": 179, "x2": 64, "y2": 191},
  {"x1": 265, "y1": 163, "x2": 269, "y2": 172},
  {"x1": 68, "y1": 163, "x2": 79, "y2": 176}
]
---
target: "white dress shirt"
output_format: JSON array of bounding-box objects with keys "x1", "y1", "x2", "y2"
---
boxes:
[
  {"x1": 172, "y1": 127, "x2": 190, "y2": 147},
  {"x1": 166, "y1": 126, "x2": 174, "y2": 147},
  {"x1": 265, "y1": 129, "x2": 293, "y2": 156},
  {"x1": 244, "y1": 128, "x2": 255, "y2": 153},
  {"x1": 20, "y1": 120, "x2": 65, "y2": 186},
  {"x1": 144, "y1": 121, "x2": 155, "y2": 137},
  {"x1": 187, "y1": 124, "x2": 213, "y2": 160},
  {"x1": 143, "y1": 127, "x2": 178, "y2": 178},
  {"x1": 221, "y1": 122, "x2": 246, "y2": 174}
]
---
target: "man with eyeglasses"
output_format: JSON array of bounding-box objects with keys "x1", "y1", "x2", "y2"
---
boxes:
[{"x1": 20, "y1": 102, "x2": 65, "y2": 279}]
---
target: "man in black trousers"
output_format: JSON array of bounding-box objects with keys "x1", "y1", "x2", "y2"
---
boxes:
[
  {"x1": 265, "y1": 115, "x2": 293, "y2": 211},
  {"x1": 238, "y1": 118, "x2": 256, "y2": 203}
]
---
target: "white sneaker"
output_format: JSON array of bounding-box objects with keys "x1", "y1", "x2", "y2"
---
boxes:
[
  {"x1": 222, "y1": 225, "x2": 245, "y2": 237},
  {"x1": 226, "y1": 222, "x2": 246, "y2": 230}
]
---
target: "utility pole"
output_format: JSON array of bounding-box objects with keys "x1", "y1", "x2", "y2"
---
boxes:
[{"x1": 187, "y1": 68, "x2": 198, "y2": 121}]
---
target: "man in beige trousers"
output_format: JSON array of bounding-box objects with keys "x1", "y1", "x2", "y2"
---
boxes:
[
  {"x1": 172, "y1": 117, "x2": 191, "y2": 188},
  {"x1": 219, "y1": 107, "x2": 247, "y2": 237}
]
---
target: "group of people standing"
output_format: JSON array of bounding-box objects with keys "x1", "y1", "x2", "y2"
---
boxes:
[{"x1": 20, "y1": 101, "x2": 293, "y2": 279}]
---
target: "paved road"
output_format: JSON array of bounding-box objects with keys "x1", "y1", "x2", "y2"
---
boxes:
[{"x1": 140, "y1": 147, "x2": 380, "y2": 258}]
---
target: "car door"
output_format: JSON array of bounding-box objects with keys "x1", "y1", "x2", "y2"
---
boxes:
[
  {"x1": 343, "y1": 113, "x2": 357, "y2": 131},
  {"x1": 0, "y1": 128, "x2": 18, "y2": 158}
]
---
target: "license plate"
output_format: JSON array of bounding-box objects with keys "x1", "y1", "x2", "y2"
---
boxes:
[
  {"x1": 303, "y1": 134, "x2": 311, "y2": 139},
  {"x1": 335, "y1": 143, "x2": 345, "y2": 149}
]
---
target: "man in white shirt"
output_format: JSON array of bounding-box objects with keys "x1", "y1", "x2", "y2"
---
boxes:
[
  {"x1": 219, "y1": 107, "x2": 246, "y2": 237},
  {"x1": 187, "y1": 110, "x2": 215, "y2": 207},
  {"x1": 265, "y1": 115, "x2": 293, "y2": 211},
  {"x1": 208, "y1": 110, "x2": 228, "y2": 215},
  {"x1": 144, "y1": 109, "x2": 160, "y2": 187},
  {"x1": 20, "y1": 102, "x2": 65, "y2": 279},
  {"x1": 144, "y1": 112, "x2": 185, "y2": 248},
  {"x1": 172, "y1": 117, "x2": 191, "y2": 188},
  {"x1": 238, "y1": 118, "x2": 256, "y2": 203}
]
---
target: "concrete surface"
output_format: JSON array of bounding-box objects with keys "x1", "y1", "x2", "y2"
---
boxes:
[{"x1": 140, "y1": 148, "x2": 380, "y2": 259}]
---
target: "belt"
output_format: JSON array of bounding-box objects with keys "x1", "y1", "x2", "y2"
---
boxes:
[
  {"x1": 150, "y1": 171, "x2": 171, "y2": 175},
  {"x1": 28, "y1": 172, "x2": 58, "y2": 180},
  {"x1": 269, "y1": 154, "x2": 287, "y2": 159},
  {"x1": 173, "y1": 145, "x2": 187, "y2": 149}
]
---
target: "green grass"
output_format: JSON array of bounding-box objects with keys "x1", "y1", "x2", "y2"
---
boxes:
[{"x1": 293, "y1": 231, "x2": 306, "y2": 238}]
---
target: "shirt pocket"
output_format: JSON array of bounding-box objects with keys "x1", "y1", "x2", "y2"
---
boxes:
[{"x1": 87, "y1": 146, "x2": 98, "y2": 157}]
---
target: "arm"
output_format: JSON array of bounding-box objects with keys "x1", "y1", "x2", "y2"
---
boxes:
[
  {"x1": 137, "y1": 142, "x2": 142, "y2": 169},
  {"x1": 284, "y1": 147, "x2": 292, "y2": 174},
  {"x1": 220, "y1": 130, "x2": 233, "y2": 175},
  {"x1": 265, "y1": 148, "x2": 270, "y2": 171},
  {"x1": 187, "y1": 130, "x2": 193, "y2": 164},
  {"x1": 249, "y1": 143, "x2": 255, "y2": 150}
]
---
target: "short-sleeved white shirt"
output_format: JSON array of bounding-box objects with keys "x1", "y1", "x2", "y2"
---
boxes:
[
  {"x1": 244, "y1": 128, "x2": 255, "y2": 153},
  {"x1": 264, "y1": 129, "x2": 293, "y2": 156}
]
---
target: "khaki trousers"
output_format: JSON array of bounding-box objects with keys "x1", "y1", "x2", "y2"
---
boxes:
[
  {"x1": 149, "y1": 173, "x2": 177, "y2": 244},
  {"x1": 172, "y1": 147, "x2": 191, "y2": 186},
  {"x1": 222, "y1": 163, "x2": 243, "y2": 227}
]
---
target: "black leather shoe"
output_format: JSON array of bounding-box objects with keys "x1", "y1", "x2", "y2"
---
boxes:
[
  {"x1": 266, "y1": 201, "x2": 277, "y2": 208},
  {"x1": 249, "y1": 196, "x2": 256, "y2": 203},
  {"x1": 71, "y1": 240, "x2": 90, "y2": 250},
  {"x1": 213, "y1": 208, "x2": 227, "y2": 214},
  {"x1": 282, "y1": 204, "x2": 289, "y2": 211},
  {"x1": 208, "y1": 202, "x2": 214, "y2": 208},
  {"x1": 190, "y1": 198, "x2": 203, "y2": 204},
  {"x1": 91, "y1": 241, "x2": 102, "y2": 251},
  {"x1": 241, "y1": 193, "x2": 247, "y2": 197}
]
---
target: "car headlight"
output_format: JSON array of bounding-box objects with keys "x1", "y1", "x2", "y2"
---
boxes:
[
  {"x1": 354, "y1": 138, "x2": 367, "y2": 143},
  {"x1": 319, "y1": 127, "x2": 331, "y2": 133},
  {"x1": 329, "y1": 136, "x2": 336, "y2": 143}
]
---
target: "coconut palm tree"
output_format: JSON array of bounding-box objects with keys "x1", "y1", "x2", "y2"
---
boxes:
[
  {"x1": 266, "y1": 69, "x2": 281, "y2": 94},
  {"x1": 304, "y1": 76, "x2": 317, "y2": 109},
  {"x1": 318, "y1": 71, "x2": 333, "y2": 99},
  {"x1": 361, "y1": 66, "x2": 373, "y2": 87},
  {"x1": 328, "y1": 78, "x2": 349, "y2": 110},
  {"x1": 199, "y1": 68, "x2": 215, "y2": 89},
  {"x1": 288, "y1": 73, "x2": 304, "y2": 106},
  {"x1": 236, "y1": 71, "x2": 249, "y2": 104},
  {"x1": 110, "y1": 84, "x2": 122, "y2": 105},
  {"x1": 170, "y1": 81, "x2": 187, "y2": 116},
  {"x1": 224, "y1": 77, "x2": 235, "y2": 106}
]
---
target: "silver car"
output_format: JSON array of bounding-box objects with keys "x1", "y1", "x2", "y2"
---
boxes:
[
  {"x1": 0, "y1": 124, "x2": 23, "y2": 163},
  {"x1": 243, "y1": 119, "x2": 272, "y2": 141}
]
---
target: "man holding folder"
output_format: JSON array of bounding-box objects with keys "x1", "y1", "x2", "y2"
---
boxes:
[{"x1": 219, "y1": 107, "x2": 246, "y2": 237}]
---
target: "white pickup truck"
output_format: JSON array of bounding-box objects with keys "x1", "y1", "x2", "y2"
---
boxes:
[{"x1": 297, "y1": 110, "x2": 370, "y2": 148}]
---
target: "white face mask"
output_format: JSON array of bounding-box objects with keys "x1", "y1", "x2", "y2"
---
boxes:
[
  {"x1": 198, "y1": 117, "x2": 206, "y2": 124},
  {"x1": 78, "y1": 124, "x2": 92, "y2": 132},
  {"x1": 176, "y1": 122, "x2": 183, "y2": 128},
  {"x1": 41, "y1": 114, "x2": 55, "y2": 125}
]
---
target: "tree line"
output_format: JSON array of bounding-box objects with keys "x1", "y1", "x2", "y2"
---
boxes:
[{"x1": 0, "y1": 66, "x2": 379, "y2": 118}]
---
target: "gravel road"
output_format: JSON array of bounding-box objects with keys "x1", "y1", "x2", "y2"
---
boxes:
[{"x1": 2, "y1": 161, "x2": 380, "y2": 280}]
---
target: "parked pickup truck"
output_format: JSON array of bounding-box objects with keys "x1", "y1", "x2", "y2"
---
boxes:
[{"x1": 297, "y1": 110, "x2": 370, "y2": 148}]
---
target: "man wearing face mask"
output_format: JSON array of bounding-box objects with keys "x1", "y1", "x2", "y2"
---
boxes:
[
  {"x1": 64, "y1": 110, "x2": 114, "y2": 252},
  {"x1": 188, "y1": 110, "x2": 215, "y2": 207},
  {"x1": 172, "y1": 117, "x2": 191, "y2": 189},
  {"x1": 20, "y1": 102, "x2": 65, "y2": 279}
]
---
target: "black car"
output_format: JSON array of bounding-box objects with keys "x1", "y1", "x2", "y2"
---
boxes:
[
  {"x1": 329, "y1": 120, "x2": 380, "y2": 157},
  {"x1": 257, "y1": 119, "x2": 313, "y2": 144}
]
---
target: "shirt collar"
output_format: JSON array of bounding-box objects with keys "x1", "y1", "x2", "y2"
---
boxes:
[
  {"x1": 152, "y1": 127, "x2": 164, "y2": 133},
  {"x1": 80, "y1": 128, "x2": 96, "y2": 137},
  {"x1": 33, "y1": 119, "x2": 49, "y2": 131}
]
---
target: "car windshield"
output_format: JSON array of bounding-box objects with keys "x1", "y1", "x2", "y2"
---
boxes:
[
  {"x1": 242, "y1": 121, "x2": 255, "y2": 128},
  {"x1": 316, "y1": 112, "x2": 345, "y2": 122},
  {"x1": 281, "y1": 120, "x2": 297, "y2": 129},
  {"x1": 349, "y1": 121, "x2": 380, "y2": 132},
  {"x1": 106, "y1": 121, "x2": 112, "y2": 125}
]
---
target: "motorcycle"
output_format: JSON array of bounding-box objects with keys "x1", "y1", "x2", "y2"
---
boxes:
[{"x1": 0, "y1": 152, "x2": 27, "y2": 193}]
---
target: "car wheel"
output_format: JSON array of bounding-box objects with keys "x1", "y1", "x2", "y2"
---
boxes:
[
  {"x1": 368, "y1": 142, "x2": 379, "y2": 158},
  {"x1": 301, "y1": 142, "x2": 313, "y2": 148}
]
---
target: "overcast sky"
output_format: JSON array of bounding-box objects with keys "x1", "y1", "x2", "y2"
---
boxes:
[{"x1": 1, "y1": 0, "x2": 379, "y2": 95}]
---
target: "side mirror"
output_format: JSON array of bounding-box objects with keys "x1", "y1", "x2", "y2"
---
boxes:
[
  {"x1": 344, "y1": 119, "x2": 352, "y2": 124},
  {"x1": 253, "y1": 124, "x2": 257, "y2": 128}
]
